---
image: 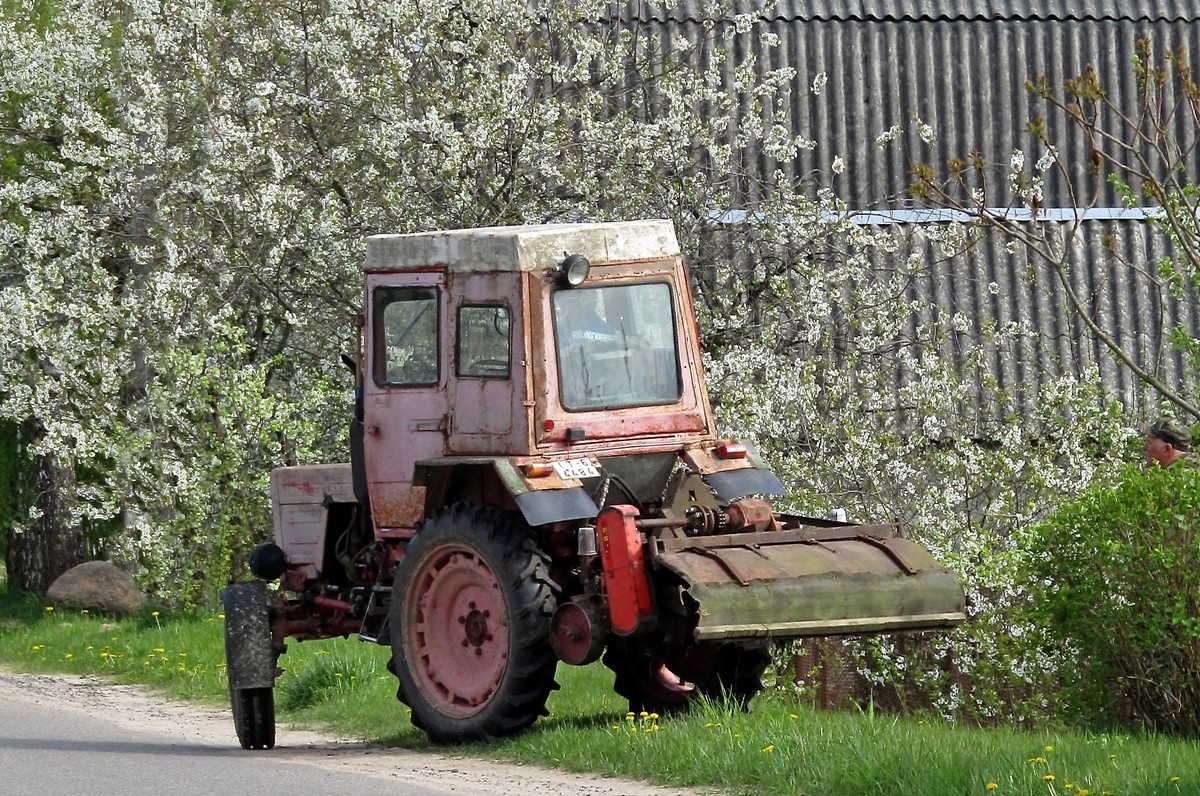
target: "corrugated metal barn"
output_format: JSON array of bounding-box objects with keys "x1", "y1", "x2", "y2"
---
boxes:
[{"x1": 615, "y1": 1, "x2": 1200, "y2": 419}]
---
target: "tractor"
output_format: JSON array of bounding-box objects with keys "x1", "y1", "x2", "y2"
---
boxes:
[{"x1": 220, "y1": 219, "x2": 965, "y2": 748}]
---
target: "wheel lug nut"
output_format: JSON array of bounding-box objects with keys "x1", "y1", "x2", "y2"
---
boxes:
[
  {"x1": 475, "y1": 648, "x2": 482, "y2": 656},
  {"x1": 469, "y1": 601, "x2": 476, "y2": 610},
  {"x1": 458, "y1": 616, "x2": 465, "y2": 624}
]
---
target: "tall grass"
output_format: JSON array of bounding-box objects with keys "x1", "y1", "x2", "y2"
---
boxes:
[{"x1": 1, "y1": 589, "x2": 1197, "y2": 795}]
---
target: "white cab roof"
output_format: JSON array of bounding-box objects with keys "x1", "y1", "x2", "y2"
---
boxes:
[{"x1": 364, "y1": 220, "x2": 680, "y2": 273}]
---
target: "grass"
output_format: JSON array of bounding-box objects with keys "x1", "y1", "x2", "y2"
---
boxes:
[{"x1": 1, "y1": 585, "x2": 1198, "y2": 796}]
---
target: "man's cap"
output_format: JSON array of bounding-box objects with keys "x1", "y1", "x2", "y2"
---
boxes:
[{"x1": 1148, "y1": 416, "x2": 1192, "y2": 451}]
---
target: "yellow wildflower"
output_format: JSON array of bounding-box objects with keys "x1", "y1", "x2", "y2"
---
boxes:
[
  {"x1": 1044, "y1": 775, "x2": 1056, "y2": 783},
  {"x1": 985, "y1": 784, "x2": 998, "y2": 792},
  {"x1": 762, "y1": 745, "x2": 776, "y2": 754}
]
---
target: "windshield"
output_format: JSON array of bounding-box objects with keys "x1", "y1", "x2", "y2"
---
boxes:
[{"x1": 553, "y1": 282, "x2": 682, "y2": 410}]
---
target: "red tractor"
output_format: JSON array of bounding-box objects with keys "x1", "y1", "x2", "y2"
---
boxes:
[{"x1": 221, "y1": 220, "x2": 965, "y2": 748}]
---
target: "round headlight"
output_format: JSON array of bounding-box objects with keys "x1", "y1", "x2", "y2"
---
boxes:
[{"x1": 560, "y1": 253, "x2": 591, "y2": 286}]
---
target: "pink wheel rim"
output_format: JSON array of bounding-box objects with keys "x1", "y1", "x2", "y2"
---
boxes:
[{"x1": 404, "y1": 544, "x2": 508, "y2": 718}]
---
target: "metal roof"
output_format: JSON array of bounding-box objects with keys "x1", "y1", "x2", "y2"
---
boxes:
[
  {"x1": 608, "y1": 2, "x2": 1200, "y2": 23},
  {"x1": 605, "y1": 2, "x2": 1200, "y2": 211}
]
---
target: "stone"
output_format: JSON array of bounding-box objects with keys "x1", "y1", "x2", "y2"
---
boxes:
[{"x1": 46, "y1": 561, "x2": 147, "y2": 616}]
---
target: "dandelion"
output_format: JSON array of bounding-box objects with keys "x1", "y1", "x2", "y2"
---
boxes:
[
  {"x1": 1044, "y1": 745, "x2": 1054, "y2": 753},
  {"x1": 986, "y1": 784, "x2": 999, "y2": 792},
  {"x1": 1170, "y1": 777, "x2": 1180, "y2": 784},
  {"x1": 762, "y1": 744, "x2": 776, "y2": 754},
  {"x1": 647, "y1": 713, "x2": 659, "y2": 721},
  {"x1": 1044, "y1": 775, "x2": 1056, "y2": 783},
  {"x1": 1029, "y1": 757, "x2": 1047, "y2": 765},
  {"x1": 63, "y1": 653, "x2": 73, "y2": 661},
  {"x1": 639, "y1": 711, "x2": 649, "y2": 718},
  {"x1": 218, "y1": 613, "x2": 226, "y2": 620},
  {"x1": 44, "y1": 606, "x2": 54, "y2": 613},
  {"x1": 789, "y1": 714, "x2": 799, "y2": 720},
  {"x1": 151, "y1": 611, "x2": 160, "y2": 618},
  {"x1": 153, "y1": 647, "x2": 165, "y2": 654}
]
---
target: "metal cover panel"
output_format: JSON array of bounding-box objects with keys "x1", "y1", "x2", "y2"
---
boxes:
[{"x1": 657, "y1": 536, "x2": 966, "y2": 640}]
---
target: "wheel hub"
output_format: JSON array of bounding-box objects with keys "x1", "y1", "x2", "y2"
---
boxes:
[
  {"x1": 405, "y1": 547, "x2": 509, "y2": 717},
  {"x1": 463, "y1": 607, "x2": 490, "y2": 647}
]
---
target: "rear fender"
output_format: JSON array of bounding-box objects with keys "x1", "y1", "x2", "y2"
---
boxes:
[
  {"x1": 220, "y1": 581, "x2": 276, "y2": 690},
  {"x1": 415, "y1": 457, "x2": 599, "y2": 527}
]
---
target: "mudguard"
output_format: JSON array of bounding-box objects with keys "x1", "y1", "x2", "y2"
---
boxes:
[{"x1": 220, "y1": 581, "x2": 275, "y2": 690}]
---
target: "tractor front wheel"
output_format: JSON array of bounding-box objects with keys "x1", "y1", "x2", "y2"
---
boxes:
[{"x1": 389, "y1": 503, "x2": 559, "y2": 743}]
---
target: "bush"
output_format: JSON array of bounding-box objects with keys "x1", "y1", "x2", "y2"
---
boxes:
[{"x1": 1019, "y1": 462, "x2": 1200, "y2": 735}]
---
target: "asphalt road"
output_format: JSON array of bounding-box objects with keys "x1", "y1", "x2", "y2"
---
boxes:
[
  {"x1": 0, "y1": 671, "x2": 700, "y2": 796},
  {"x1": 0, "y1": 691, "x2": 449, "y2": 796}
]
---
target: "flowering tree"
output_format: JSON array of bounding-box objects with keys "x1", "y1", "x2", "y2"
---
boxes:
[{"x1": 0, "y1": 0, "x2": 805, "y2": 602}]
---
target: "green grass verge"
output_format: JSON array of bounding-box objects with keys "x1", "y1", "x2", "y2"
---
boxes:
[{"x1": 1, "y1": 588, "x2": 1197, "y2": 796}]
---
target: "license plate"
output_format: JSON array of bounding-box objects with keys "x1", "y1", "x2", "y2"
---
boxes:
[{"x1": 552, "y1": 458, "x2": 600, "y2": 480}]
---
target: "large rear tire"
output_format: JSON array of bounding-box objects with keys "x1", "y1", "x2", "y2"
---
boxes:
[
  {"x1": 604, "y1": 638, "x2": 769, "y2": 715},
  {"x1": 389, "y1": 503, "x2": 559, "y2": 743}
]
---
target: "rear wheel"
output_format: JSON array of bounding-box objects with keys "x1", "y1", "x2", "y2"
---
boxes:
[
  {"x1": 604, "y1": 637, "x2": 770, "y2": 715},
  {"x1": 389, "y1": 503, "x2": 559, "y2": 743}
]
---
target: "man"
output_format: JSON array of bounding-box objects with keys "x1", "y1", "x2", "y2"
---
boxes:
[{"x1": 1143, "y1": 415, "x2": 1193, "y2": 468}]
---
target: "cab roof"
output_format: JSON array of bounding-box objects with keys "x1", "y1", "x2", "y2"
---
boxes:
[{"x1": 364, "y1": 220, "x2": 680, "y2": 274}]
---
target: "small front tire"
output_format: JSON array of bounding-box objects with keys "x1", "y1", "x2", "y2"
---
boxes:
[{"x1": 231, "y1": 686, "x2": 276, "y2": 750}]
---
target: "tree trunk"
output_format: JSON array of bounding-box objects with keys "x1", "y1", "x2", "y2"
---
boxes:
[{"x1": 4, "y1": 419, "x2": 88, "y2": 593}]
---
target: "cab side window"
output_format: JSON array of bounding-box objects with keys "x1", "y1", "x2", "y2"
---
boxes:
[
  {"x1": 457, "y1": 305, "x2": 510, "y2": 378},
  {"x1": 374, "y1": 286, "x2": 439, "y2": 386}
]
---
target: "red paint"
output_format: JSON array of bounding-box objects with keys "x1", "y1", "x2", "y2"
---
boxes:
[{"x1": 596, "y1": 505, "x2": 655, "y2": 635}]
